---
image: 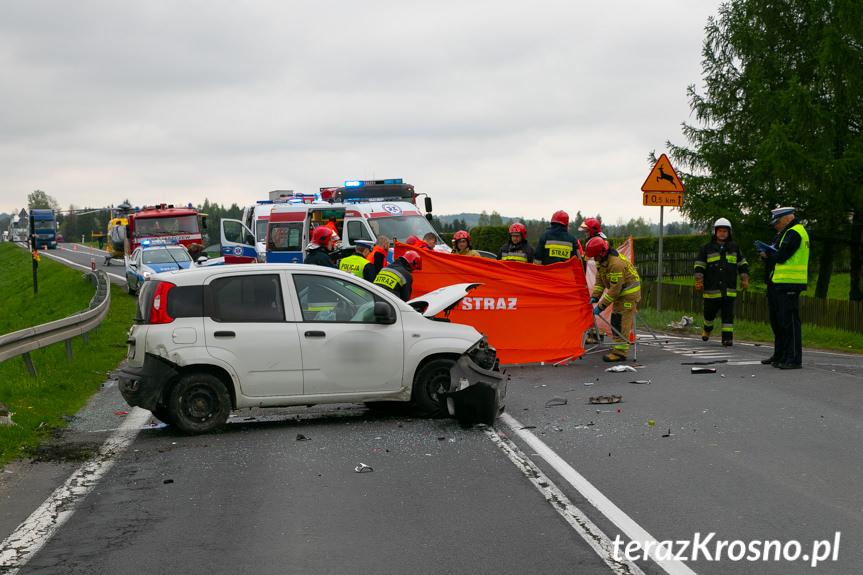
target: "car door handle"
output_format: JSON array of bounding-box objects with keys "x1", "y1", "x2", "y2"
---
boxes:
[
  {"x1": 304, "y1": 331, "x2": 326, "y2": 338},
  {"x1": 213, "y1": 331, "x2": 236, "y2": 337}
]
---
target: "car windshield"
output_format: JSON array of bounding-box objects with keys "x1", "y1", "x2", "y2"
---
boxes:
[
  {"x1": 367, "y1": 215, "x2": 439, "y2": 243},
  {"x1": 134, "y1": 215, "x2": 199, "y2": 236},
  {"x1": 143, "y1": 246, "x2": 192, "y2": 264}
]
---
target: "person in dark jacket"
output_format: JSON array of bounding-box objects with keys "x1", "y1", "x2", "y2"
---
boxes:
[
  {"x1": 694, "y1": 217, "x2": 749, "y2": 346},
  {"x1": 534, "y1": 210, "x2": 581, "y2": 265},
  {"x1": 305, "y1": 226, "x2": 336, "y2": 267},
  {"x1": 758, "y1": 207, "x2": 809, "y2": 369},
  {"x1": 497, "y1": 223, "x2": 535, "y2": 263},
  {"x1": 373, "y1": 250, "x2": 421, "y2": 301}
]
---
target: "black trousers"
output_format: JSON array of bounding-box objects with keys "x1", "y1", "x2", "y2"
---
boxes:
[
  {"x1": 767, "y1": 284, "x2": 803, "y2": 365},
  {"x1": 703, "y1": 297, "x2": 735, "y2": 343}
]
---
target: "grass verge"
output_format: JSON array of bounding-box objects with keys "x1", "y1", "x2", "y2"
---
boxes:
[{"x1": 0, "y1": 243, "x2": 136, "y2": 468}]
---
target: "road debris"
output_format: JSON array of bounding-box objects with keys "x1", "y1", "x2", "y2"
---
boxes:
[
  {"x1": 545, "y1": 397, "x2": 568, "y2": 407},
  {"x1": 691, "y1": 367, "x2": 717, "y2": 374},
  {"x1": 682, "y1": 360, "x2": 728, "y2": 365},
  {"x1": 628, "y1": 380, "x2": 651, "y2": 384},
  {"x1": 605, "y1": 365, "x2": 637, "y2": 373},
  {"x1": 355, "y1": 463, "x2": 373, "y2": 473},
  {"x1": 667, "y1": 315, "x2": 694, "y2": 328},
  {"x1": 296, "y1": 434, "x2": 311, "y2": 441},
  {"x1": 589, "y1": 395, "x2": 622, "y2": 404}
]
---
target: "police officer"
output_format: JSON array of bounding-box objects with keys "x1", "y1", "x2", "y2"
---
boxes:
[
  {"x1": 452, "y1": 230, "x2": 481, "y2": 257},
  {"x1": 339, "y1": 240, "x2": 376, "y2": 281},
  {"x1": 585, "y1": 236, "x2": 642, "y2": 362},
  {"x1": 497, "y1": 223, "x2": 535, "y2": 263},
  {"x1": 694, "y1": 218, "x2": 749, "y2": 346},
  {"x1": 534, "y1": 210, "x2": 581, "y2": 265},
  {"x1": 374, "y1": 250, "x2": 421, "y2": 301},
  {"x1": 759, "y1": 207, "x2": 809, "y2": 369},
  {"x1": 305, "y1": 226, "x2": 336, "y2": 267}
]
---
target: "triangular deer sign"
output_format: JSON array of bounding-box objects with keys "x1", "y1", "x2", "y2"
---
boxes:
[{"x1": 641, "y1": 154, "x2": 684, "y2": 193}]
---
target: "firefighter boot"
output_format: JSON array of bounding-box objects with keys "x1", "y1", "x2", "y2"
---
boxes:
[
  {"x1": 722, "y1": 334, "x2": 733, "y2": 347},
  {"x1": 701, "y1": 329, "x2": 710, "y2": 341},
  {"x1": 602, "y1": 351, "x2": 627, "y2": 363},
  {"x1": 585, "y1": 329, "x2": 601, "y2": 345}
]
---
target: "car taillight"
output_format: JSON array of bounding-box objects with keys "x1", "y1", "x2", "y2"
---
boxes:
[{"x1": 149, "y1": 281, "x2": 176, "y2": 324}]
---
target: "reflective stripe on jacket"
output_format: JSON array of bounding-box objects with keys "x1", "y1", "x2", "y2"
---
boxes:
[
  {"x1": 694, "y1": 239, "x2": 749, "y2": 298},
  {"x1": 772, "y1": 224, "x2": 809, "y2": 285},
  {"x1": 592, "y1": 251, "x2": 641, "y2": 309}
]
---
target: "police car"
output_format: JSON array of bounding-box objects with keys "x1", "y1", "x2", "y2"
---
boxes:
[
  {"x1": 117, "y1": 264, "x2": 506, "y2": 434},
  {"x1": 125, "y1": 240, "x2": 194, "y2": 295}
]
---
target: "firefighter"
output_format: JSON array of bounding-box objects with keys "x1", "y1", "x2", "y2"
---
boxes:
[
  {"x1": 496, "y1": 223, "x2": 535, "y2": 263},
  {"x1": 367, "y1": 235, "x2": 390, "y2": 275},
  {"x1": 578, "y1": 217, "x2": 607, "y2": 240},
  {"x1": 585, "y1": 236, "x2": 642, "y2": 362},
  {"x1": 406, "y1": 235, "x2": 433, "y2": 251},
  {"x1": 534, "y1": 210, "x2": 581, "y2": 265},
  {"x1": 339, "y1": 240, "x2": 376, "y2": 281},
  {"x1": 422, "y1": 232, "x2": 438, "y2": 248},
  {"x1": 305, "y1": 226, "x2": 336, "y2": 267},
  {"x1": 694, "y1": 218, "x2": 749, "y2": 346},
  {"x1": 374, "y1": 250, "x2": 421, "y2": 301},
  {"x1": 452, "y1": 230, "x2": 480, "y2": 257}
]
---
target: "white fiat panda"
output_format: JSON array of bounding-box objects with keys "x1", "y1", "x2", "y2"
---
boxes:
[{"x1": 118, "y1": 264, "x2": 506, "y2": 434}]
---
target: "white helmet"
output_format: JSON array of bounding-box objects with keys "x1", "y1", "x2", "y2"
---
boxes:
[{"x1": 713, "y1": 218, "x2": 732, "y2": 233}]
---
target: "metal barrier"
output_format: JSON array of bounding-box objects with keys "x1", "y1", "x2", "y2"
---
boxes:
[{"x1": 0, "y1": 270, "x2": 112, "y2": 377}]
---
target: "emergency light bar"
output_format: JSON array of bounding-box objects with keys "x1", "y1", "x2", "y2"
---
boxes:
[{"x1": 344, "y1": 179, "x2": 403, "y2": 187}]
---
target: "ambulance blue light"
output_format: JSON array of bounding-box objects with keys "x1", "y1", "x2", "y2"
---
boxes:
[{"x1": 345, "y1": 181, "x2": 362, "y2": 187}]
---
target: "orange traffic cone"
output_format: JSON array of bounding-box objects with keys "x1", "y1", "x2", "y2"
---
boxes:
[{"x1": 73, "y1": 245, "x2": 77, "y2": 251}]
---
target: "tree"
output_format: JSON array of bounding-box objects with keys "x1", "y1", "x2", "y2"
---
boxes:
[
  {"x1": 28, "y1": 190, "x2": 60, "y2": 211},
  {"x1": 489, "y1": 211, "x2": 503, "y2": 227},
  {"x1": 666, "y1": 0, "x2": 863, "y2": 299}
]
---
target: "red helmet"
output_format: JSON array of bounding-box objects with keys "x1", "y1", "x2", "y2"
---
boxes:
[
  {"x1": 406, "y1": 235, "x2": 420, "y2": 245},
  {"x1": 551, "y1": 210, "x2": 569, "y2": 227},
  {"x1": 452, "y1": 230, "x2": 471, "y2": 248},
  {"x1": 508, "y1": 223, "x2": 527, "y2": 239},
  {"x1": 403, "y1": 250, "x2": 422, "y2": 271},
  {"x1": 584, "y1": 236, "x2": 609, "y2": 258},
  {"x1": 310, "y1": 226, "x2": 335, "y2": 249},
  {"x1": 578, "y1": 217, "x2": 602, "y2": 237}
]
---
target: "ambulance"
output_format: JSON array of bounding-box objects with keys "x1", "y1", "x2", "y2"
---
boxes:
[{"x1": 222, "y1": 179, "x2": 445, "y2": 265}]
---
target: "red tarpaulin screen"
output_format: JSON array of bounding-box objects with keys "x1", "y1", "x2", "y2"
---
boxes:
[{"x1": 394, "y1": 243, "x2": 594, "y2": 365}]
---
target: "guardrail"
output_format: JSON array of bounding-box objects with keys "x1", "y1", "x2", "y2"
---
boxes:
[{"x1": 0, "y1": 270, "x2": 112, "y2": 377}]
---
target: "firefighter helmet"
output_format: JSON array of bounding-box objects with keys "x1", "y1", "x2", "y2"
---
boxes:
[
  {"x1": 551, "y1": 210, "x2": 569, "y2": 227},
  {"x1": 403, "y1": 250, "x2": 422, "y2": 271},
  {"x1": 578, "y1": 217, "x2": 602, "y2": 237},
  {"x1": 508, "y1": 223, "x2": 527, "y2": 240},
  {"x1": 310, "y1": 226, "x2": 335, "y2": 250},
  {"x1": 452, "y1": 230, "x2": 471, "y2": 249},
  {"x1": 713, "y1": 218, "x2": 732, "y2": 233},
  {"x1": 584, "y1": 236, "x2": 609, "y2": 258},
  {"x1": 406, "y1": 235, "x2": 420, "y2": 245}
]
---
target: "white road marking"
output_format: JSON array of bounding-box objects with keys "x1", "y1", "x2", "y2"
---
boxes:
[
  {"x1": 38, "y1": 249, "x2": 125, "y2": 282},
  {"x1": 0, "y1": 408, "x2": 150, "y2": 574},
  {"x1": 498, "y1": 412, "x2": 698, "y2": 575}
]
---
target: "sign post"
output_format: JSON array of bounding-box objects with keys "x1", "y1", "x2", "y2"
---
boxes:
[{"x1": 641, "y1": 154, "x2": 684, "y2": 312}]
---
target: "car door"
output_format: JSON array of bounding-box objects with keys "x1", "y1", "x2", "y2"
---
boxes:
[
  {"x1": 203, "y1": 272, "x2": 304, "y2": 397},
  {"x1": 126, "y1": 248, "x2": 142, "y2": 291},
  {"x1": 290, "y1": 272, "x2": 405, "y2": 395},
  {"x1": 220, "y1": 219, "x2": 258, "y2": 264}
]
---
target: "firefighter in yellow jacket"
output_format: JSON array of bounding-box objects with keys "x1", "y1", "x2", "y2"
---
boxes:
[{"x1": 585, "y1": 237, "x2": 642, "y2": 362}]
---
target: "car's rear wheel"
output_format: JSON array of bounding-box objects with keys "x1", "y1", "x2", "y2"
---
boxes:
[
  {"x1": 168, "y1": 373, "x2": 231, "y2": 434},
  {"x1": 150, "y1": 404, "x2": 172, "y2": 425},
  {"x1": 411, "y1": 358, "x2": 455, "y2": 417}
]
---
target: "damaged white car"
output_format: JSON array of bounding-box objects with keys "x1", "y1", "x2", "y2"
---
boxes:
[{"x1": 117, "y1": 265, "x2": 506, "y2": 434}]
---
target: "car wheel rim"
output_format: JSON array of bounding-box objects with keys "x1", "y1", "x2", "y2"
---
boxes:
[
  {"x1": 425, "y1": 367, "x2": 450, "y2": 401},
  {"x1": 182, "y1": 386, "x2": 217, "y2": 421}
]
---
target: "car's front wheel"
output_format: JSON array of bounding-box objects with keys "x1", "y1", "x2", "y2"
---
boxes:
[
  {"x1": 168, "y1": 373, "x2": 231, "y2": 434},
  {"x1": 411, "y1": 358, "x2": 455, "y2": 417}
]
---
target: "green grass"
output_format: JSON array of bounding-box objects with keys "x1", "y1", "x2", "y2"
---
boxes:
[
  {"x1": 0, "y1": 243, "x2": 137, "y2": 467},
  {"x1": 660, "y1": 273, "x2": 851, "y2": 300}
]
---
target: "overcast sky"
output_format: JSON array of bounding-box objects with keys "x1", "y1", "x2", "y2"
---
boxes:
[{"x1": 1, "y1": 1, "x2": 720, "y2": 225}]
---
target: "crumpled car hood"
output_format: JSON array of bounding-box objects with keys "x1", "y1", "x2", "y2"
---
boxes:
[{"x1": 408, "y1": 283, "x2": 481, "y2": 318}]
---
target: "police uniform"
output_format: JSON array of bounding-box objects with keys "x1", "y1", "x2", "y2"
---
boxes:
[
  {"x1": 373, "y1": 258, "x2": 414, "y2": 301},
  {"x1": 339, "y1": 253, "x2": 376, "y2": 281},
  {"x1": 694, "y1": 234, "x2": 749, "y2": 345},
  {"x1": 496, "y1": 240, "x2": 535, "y2": 263},
  {"x1": 535, "y1": 223, "x2": 580, "y2": 265},
  {"x1": 591, "y1": 248, "x2": 642, "y2": 360},
  {"x1": 764, "y1": 208, "x2": 809, "y2": 368}
]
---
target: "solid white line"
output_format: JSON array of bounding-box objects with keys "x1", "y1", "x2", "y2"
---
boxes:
[
  {"x1": 39, "y1": 250, "x2": 125, "y2": 283},
  {"x1": 500, "y1": 412, "x2": 698, "y2": 575},
  {"x1": 0, "y1": 408, "x2": 150, "y2": 573},
  {"x1": 484, "y1": 426, "x2": 645, "y2": 575}
]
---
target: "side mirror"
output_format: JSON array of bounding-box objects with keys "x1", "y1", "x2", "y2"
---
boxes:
[
  {"x1": 424, "y1": 197, "x2": 433, "y2": 213},
  {"x1": 373, "y1": 301, "x2": 396, "y2": 325},
  {"x1": 129, "y1": 261, "x2": 138, "y2": 268}
]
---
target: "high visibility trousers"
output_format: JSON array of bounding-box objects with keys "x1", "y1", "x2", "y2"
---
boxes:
[
  {"x1": 703, "y1": 297, "x2": 735, "y2": 344},
  {"x1": 610, "y1": 292, "x2": 640, "y2": 356}
]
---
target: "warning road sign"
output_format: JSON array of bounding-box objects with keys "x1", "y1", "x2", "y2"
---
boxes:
[{"x1": 641, "y1": 154, "x2": 684, "y2": 193}]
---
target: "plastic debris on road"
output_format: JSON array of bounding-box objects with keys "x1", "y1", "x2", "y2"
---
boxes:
[
  {"x1": 355, "y1": 463, "x2": 373, "y2": 473},
  {"x1": 667, "y1": 315, "x2": 694, "y2": 328},
  {"x1": 589, "y1": 395, "x2": 622, "y2": 404},
  {"x1": 628, "y1": 380, "x2": 651, "y2": 384},
  {"x1": 605, "y1": 365, "x2": 637, "y2": 372},
  {"x1": 545, "y1": 397, "x2": 568, "y2": 407},
  {"x1": 296, "y1": 434, "x2": 311, "y2": 441},
  {"x1": 691, "y1": 367, "x2": 717, "y2": 374}
]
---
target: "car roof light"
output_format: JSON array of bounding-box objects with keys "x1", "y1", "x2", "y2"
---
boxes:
[{"x1": 344, "y1": 178, "x2": 403, "y2": 187}]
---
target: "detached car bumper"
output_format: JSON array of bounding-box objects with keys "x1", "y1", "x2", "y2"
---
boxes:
[
  {"x1": 442, "y1": 338, "x2": 507, "y2": 426},
  {"x1": 116, "y1": 354, "x2": 179, "y2": 411}
]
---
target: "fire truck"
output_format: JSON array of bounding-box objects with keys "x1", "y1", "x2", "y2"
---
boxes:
[
  {"x1": 125, "y1": 203, "x2": 204, "y2": 256},
  {"x1": 222, "y1": 179, "x2": 444, "y2": 265}
]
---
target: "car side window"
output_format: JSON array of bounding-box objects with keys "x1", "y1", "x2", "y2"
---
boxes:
[
  {"x1": 292, "y1": 274, "x2": 378, "y2": 323},
  {"x1": 206, "y1": 274, "x2": 284, "y2": 323},
  {"x1": 346, "y1": 221, "x2": 373, "y2": 244}
]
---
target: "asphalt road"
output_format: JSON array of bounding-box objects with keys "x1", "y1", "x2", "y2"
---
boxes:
[{"x1": 1, "y1": 243, "x2": 861, "y2": 574}]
